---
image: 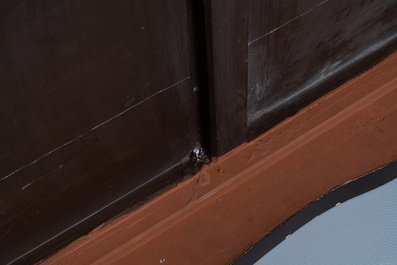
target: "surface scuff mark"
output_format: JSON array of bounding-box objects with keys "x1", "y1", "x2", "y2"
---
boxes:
[
  {"x1": 1, "y1": 76, "x2": 190, "y2": 183},
  {"x1": 249, "y1": 0, "x2": 329, "y2": 45},
  {"x1": 90, "y1": 76, "x2": 190, "y2": 131},
  {"x1": 0, "y1": 134, "x2": 83, "y2": 182}
]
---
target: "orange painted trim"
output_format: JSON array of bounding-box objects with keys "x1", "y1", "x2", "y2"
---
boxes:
[{"x1": 41, "y1": 52, "x2": 397, "y2": 265}]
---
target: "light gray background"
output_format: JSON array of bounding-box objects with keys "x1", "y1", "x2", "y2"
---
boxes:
[{"x1": 256, "y1": 178, "x2": 397, "y2": 265}]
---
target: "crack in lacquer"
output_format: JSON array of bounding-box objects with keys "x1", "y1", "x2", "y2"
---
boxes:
[
  {"x1": 248, "y1": 0, "x2": 329, "y2": 46},
  {"x1": 0, "y1": 76, "x2": 190, "y2": 182}
]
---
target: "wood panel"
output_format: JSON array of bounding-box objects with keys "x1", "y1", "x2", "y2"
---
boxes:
[
  {"x1": 204, "y1": 0, "x2": 248, "y2": 155},
  {"x1": 247, "y1": 0, "x2": 397, "y2": 138},
  {"x1": 0, "y1": 1, "x2": 200, "y2": 264}
]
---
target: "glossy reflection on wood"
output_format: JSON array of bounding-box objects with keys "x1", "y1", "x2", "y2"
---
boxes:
[{"x1": 247, "y1": 0, "x2": 397, "y2": 138}]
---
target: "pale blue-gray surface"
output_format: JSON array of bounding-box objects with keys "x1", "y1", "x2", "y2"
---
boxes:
[{"x1": 255, "y1": 178, "x2": 397, "y2": 265}]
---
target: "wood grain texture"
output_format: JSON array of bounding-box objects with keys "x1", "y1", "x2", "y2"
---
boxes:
[
  {"x1": 247, "y1": 0, "x2": 397, "y2": 139},
  {"x1": 205, "y1": 0, "x2": 248, "y2": 155},
  {"x1": 0, "y1": 1, "x2": 200, "y2": 264}
]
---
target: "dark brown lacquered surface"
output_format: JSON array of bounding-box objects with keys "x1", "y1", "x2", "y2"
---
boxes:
[
  {"x1": 204, "y1": 0, "x2": 248, "y2": 156},
  {"x1": 0, "y1": 1, "x2": 200, "y2": 264},
  {"x1": 247, "y1": 0, "x2": 397, "y2": 138}
]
